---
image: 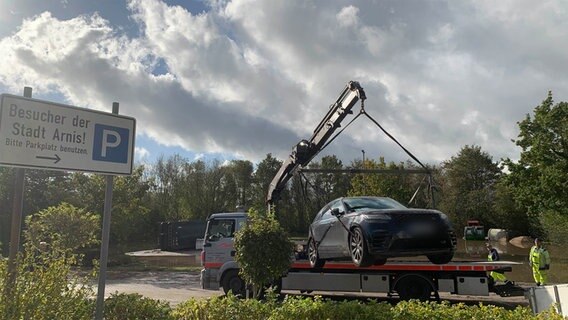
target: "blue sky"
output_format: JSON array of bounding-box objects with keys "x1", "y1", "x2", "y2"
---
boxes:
[{"x1": 1, "y1": 0, "x2": 567, "y2": 168}]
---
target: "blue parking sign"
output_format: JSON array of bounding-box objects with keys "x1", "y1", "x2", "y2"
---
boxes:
[{"x1": 92, "y1": 124, "x2": 130, "y2": 163}]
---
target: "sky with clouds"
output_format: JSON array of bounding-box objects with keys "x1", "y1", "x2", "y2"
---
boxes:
[{"x1": 0, "y1": 0, "x2": 566, "y2": 168}]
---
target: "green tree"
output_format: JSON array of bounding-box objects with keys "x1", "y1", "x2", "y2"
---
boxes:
[
  {"x1": 438, "y1": 145, "x2": 501, "y2": 233},
  {"x1": 491, "y1": 179, "x2": 530, "y2": 236},
  {"x1": 251, "y1": 154, "x2": 283, "y2": 211},
  {"x1": 234, "y1": 209, "x2": 293, "y2": 298},
  {"x1": 348, "y1": 158, "x2": 428, "y2": 207},
  {"x1": 153, "y1": 155, "x2": 188, "y2": 221},
  {"x1": 502, "y1": 92, "x2": 568, "y2": 241},
  {"x1": 221, "y1": 160, "x2": 254, "y2": 210},
  {"x1": 25, "y1": 202, "x2": 100, "y2": 253},
  {"x1": 110, "y1": 166, "x2": 153, "y2": 245},
  {"x1": 67, "y1": 166, "x2": 153, "y2": 247}
]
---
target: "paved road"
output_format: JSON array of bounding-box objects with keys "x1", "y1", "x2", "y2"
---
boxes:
[
  {"x1": 101, "y1": 270, "x2": 529, "y2": 309},
  {"x1": 103, "y1": 271, "x2": 221, "y2": 305}
]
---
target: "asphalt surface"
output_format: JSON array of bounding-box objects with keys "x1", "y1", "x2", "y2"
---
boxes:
[
  {"x1": 103, "y1": 271, "x2": 220, "y2": 305},
  {"x1": 101, "y1": 270, "x2": 531, "y2": 309}
]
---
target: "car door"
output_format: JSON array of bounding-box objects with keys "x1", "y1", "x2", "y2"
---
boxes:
[
  {"x1": 202, "y1": 218, "x2": 237, "y2": 265},
  {"x1": 325, "y1": 199, "x2": 350, "y2": 258},
  {"x1": 310, "y1": 202, "x2": 336, "y2": 258}
]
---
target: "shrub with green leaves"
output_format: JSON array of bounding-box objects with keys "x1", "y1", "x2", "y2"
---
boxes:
[
  {"x1": 0, "y1": 242, "x2": 95, "y2": 320},
  {"x1": 25, "y1": 202, "x2": 100, "y2": 254},
  {"x1": 173, "y1": 293, "x2": 273, "y2": 320},
  {"x1": 173, "y1": 296, "x2": 561, "y2": 320},
  {"x1": 234, "y1": 209, "x2": 294, "y2": 298},
  {"x1": 104, "y1": 292, "x2": 173, "y2": 320}
]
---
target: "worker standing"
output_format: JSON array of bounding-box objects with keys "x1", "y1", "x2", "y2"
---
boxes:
[
  {"x1": 529, "y1": 238, "x2": 551, "y2": 286},
  {"x1": 486, "y1": 243, "x2": 512, "y2": 285}
]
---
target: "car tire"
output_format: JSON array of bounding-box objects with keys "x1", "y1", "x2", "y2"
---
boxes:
[
  {"x1": 427, "y1": 252, "x2": 454, "y2": 265},
  {"x1": 349, "y1": 227, "x2": 372, "y2": 267},
  {"x1": 222, "y1": 269, "x2": 246, "y2": 297},
  {"x1": 308, "y1": 237, "x2": 325, "y2": 269}
]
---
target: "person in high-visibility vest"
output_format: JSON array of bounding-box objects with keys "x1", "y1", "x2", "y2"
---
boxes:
[
  {"x1": 486, "y1": 243, "x2": 512, "y2": 285},
  {"x1": 529, "y1": 238, "x2": 551, "y2": 286}
]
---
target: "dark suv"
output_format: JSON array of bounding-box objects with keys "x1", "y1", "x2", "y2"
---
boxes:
[{"x1": 307, "y1": 196, "x2": 457, "y2": 268}]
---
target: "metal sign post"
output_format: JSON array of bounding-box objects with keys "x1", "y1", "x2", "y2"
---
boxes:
[
  {"x1": 2, "y1": 87, "x2": 30, "y2": 304},
  {"x1": 94, "y1": 102, "x2": 118, "y2": 320}
]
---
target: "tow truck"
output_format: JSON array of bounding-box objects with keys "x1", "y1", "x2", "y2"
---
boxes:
[
  {"x1": 200, "y1": 212, "x2": 520, "y2": 300},
  {"x1": 200, "y1": 81, "x2": 521, "y2": 300}
]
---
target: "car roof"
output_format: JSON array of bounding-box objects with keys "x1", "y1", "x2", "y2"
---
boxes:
[
  {"x1": 337, "y1": 196, "x2": 393, "y2": 201},
  {"x1": 207, "y1": 212, "x2": 248, "y2": 220}
]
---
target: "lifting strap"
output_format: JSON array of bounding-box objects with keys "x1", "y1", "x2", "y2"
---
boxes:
[{"x1": 300, "y1": 99, "x2": 437, "y2": 209}]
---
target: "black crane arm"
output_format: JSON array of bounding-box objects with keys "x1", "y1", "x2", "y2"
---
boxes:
[{"x1": 266, "y1": 81, "x2": 366, "y2": 205}]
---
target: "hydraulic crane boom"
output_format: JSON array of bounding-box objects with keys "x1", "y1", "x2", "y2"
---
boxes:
[{"x1": 266, "y1": 81, "x2": 366, "y2": 206}]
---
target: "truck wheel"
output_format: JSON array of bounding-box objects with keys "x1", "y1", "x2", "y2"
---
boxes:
[
  {"x1": 427, "y1": 252, "x2": 454, "y2": 264},
  {"x1": 349, "y1": 227, "x2": 372, "y2": 267},
  {"x1": 308, "y1": 237, "x2": 325, "y2": 268},
  {"x1": 222, "y1": 269, "x2": 246, "y2": 297},
  {"x1": 395, "y1": 274, "x2": 434, "y2": 301}
]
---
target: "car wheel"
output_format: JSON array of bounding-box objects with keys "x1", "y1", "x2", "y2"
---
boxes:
[
  {"x1": 349, "y1": 227, "x2": 372, "y2": 267},
  {"x1": 222, "y1": 269, "x2": 246, "y2": 297},
  {"x1": 308, "y1": 237, "x2": 325, "y2": 268},
  {"x1": 427, "y1": 252, "x2": 454, "y2": 264}
]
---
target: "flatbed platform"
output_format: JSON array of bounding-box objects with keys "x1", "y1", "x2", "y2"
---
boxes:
[{"x1": 290, "y1": 260, "x2": 520, "y2": 272}]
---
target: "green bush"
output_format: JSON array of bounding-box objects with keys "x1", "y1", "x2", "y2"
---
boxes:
[
  {"x1": 25, "y1": 202, "x2": 100, "y2": 254},
  {"x1": 173, "y1": 293, "x2": 273, "y2": 320},
  {"x1": 104, "y1": 292, "x2": 173, "y2": 320},
  {"x1": 269, "y1": 295, "x2": 393, "y2": 320},
  {"x1": 234, "y1": 209, "x2": 294, "y2": 298},
  {"x1": 172, "y1": 296, "x2": 563, "y2": 320},
  {"x1": 0, "y1": 242, "x2": 95, "y2": 320}
]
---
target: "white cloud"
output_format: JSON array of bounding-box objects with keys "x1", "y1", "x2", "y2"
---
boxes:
[
  {"x1": 336, "y1": 6, "x2": 359, "y2": 28},
  {"x1": 1, "y1": 0, "x2": 567, "y2": 167},
  {"x1": 135, "y1": 146, "x2": 150, "y2": 159}
]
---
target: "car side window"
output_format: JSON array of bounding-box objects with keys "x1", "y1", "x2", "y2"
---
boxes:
[
  {"x1": 331, "y1": 200, "x2": 345, "y2": 214},
  {"x1": 321, "y1": 200, "x2": 342, "y2": 220},
  {"x1": 321, "y1": 207, "x2": 333, "y2": 220}
]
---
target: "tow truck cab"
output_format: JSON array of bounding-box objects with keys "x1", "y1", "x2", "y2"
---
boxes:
[{"x1": 200, "y1": 212, "x2": 247, "y2": 291}]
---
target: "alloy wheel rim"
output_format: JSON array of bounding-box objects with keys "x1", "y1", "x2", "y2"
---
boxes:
[
  {"x1": 309, "y1": 240, "x2": 317, "y2": 265},
  {"x1": 351, "y1": 230, "x2": 363, "y2": 264}
]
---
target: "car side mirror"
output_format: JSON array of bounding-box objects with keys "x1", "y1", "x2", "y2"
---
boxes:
[{"x1": 331, "y1": 208, "x2": 343, "y2": 217}]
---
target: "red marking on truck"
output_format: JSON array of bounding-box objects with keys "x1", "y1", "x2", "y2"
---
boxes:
[
  {"x1": 204, "y1": 262, "x2": 223, "y2": 268},
  {"x1": 289, "y1": 261, "x2": 511, "y2": 272}
]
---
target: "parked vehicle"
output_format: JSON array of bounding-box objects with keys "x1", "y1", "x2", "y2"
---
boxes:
[
  {"x1": 308, "y1": 196, "x2": 457, "y2": 268},
  {"x1": 463, "y1": 220, "x2": 486, "y2": 240}
]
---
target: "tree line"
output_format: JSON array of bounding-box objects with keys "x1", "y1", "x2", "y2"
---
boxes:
[{"x1": 1, "y1": 92, "x2": 567, "y2": 255}]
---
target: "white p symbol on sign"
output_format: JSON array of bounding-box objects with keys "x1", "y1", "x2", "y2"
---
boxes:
[{"x1": 101, "y1": 129, "x2": 121, "y2": 157}]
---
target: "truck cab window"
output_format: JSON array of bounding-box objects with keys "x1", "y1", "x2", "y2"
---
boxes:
[{"x1": 206, "y1": 219, "x2": 236, "y2": 241}]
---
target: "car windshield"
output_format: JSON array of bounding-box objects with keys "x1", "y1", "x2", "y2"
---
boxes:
[{"x1": 343, "y1": 197, "x2": 406, "y2": 212}]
